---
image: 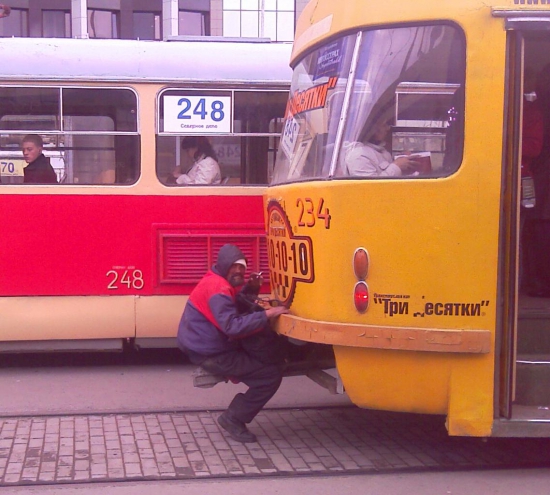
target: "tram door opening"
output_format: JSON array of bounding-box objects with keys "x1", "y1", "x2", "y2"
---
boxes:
[{"x1": 509, "y1": 32, "x2": 550, "y2": 421}]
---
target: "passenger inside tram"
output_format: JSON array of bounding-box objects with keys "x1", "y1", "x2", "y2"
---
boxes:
[
  {"x1": 20, "y1": 134, "x2": 58, "y2": 184},
  {"x1": 171, "y1": 136, "x2": 222, "y2": 186},
  {"x1": 340, "y1": 120, "x2": 418, "y2": 177}
]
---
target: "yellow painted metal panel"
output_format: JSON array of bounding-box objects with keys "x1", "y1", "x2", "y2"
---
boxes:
[
  {"x1": 264, "y1": 0, "x2": 530, "y2": 435},
  {"x1": 0, "y1": 296, "x2": 135, "y2": 341},
  {"x1": 268, "y1": 177, "x2": 500, "y2": 332},
  {"x1": 334, "y1": 345, "x2": 494, "y2": 437}
]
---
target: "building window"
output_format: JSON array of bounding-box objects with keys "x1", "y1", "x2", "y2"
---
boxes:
[
  {"x1": 43, "y1": 10, "x2": 71, "y2": 38},
  {"x1": 88, "y1": 9, "x2": 119, "y2": 39},
  {"x1": 222, "y1": 0, "x2": 294, "y2": 41},
  {"x1": 179, "y1": 10, "x2": 207, "y2": 36},
  {"x1": 0, "y1": 8, "x2": 28, "y2": 37},
  {"x1": 264, "y1": 0, "x2": 294, "y2": 42},
  {"x1": 134, "y1": 12, "x2": 161, "y2": 40}
]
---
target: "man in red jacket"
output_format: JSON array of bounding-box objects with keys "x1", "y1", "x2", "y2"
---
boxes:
[{"x1": 177, "y1": 244, "x2": 289, "y2": 443}]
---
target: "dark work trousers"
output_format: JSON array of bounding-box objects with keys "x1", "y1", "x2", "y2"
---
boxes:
[{"x1": 191, "y1": 350, "x2": 283, "y2": 424}]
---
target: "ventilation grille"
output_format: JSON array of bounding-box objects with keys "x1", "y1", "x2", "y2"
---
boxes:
[{"x1": 159, "y1": 231, "x2": 270, "y2": 284}]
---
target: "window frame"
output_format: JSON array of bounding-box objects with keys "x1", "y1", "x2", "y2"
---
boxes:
[
  {"x1": 156, "y1": 87, "x2": 287, "y2": 186},
  {"x1": 42, "y1": 9, "x2": 71, "y2": 38},
  {"x1": 0, "y1": 84, "x2": 140, "y2": 186},
  {"x1": 222, "y1": 0, "x2": 295, "y2": 41},
  {"x1": 133, "y1": 11, "x2": 161, "y2": 40},
  {"x1": 178, "y1": 9, "x2": 208, "y2": 36},
  {"x1": 87, "y1": 9, "x2": 120, "y2": 39},
  {"x1": 271, "y1": 22, "x2": 466, "y2": 185},
  {"x1": 0, "y1": 8, "x2": 29, "y2": 37}
]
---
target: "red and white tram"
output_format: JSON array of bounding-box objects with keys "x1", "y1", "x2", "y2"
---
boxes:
[{"x1": 0, "y1": 37, "x2": 291, "y2": 352}]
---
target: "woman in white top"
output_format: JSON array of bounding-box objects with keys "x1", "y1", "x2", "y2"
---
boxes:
[{"x1": 173, "y1": 136, "x2": 222, "y2": 185}]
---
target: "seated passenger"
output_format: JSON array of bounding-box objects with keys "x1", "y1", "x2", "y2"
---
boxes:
[
  {"x1": 20, "y1": 134, "x2": 58, "y2": 184},
  {"x1": 172, "y1": 136, "x2": 222, "y2": 185},
  {"x1": 340, "y1": 121, "x2": 415, "y2": 177}
]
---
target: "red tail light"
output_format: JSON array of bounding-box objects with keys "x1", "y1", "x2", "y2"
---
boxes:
[{"x1": 354, "y1": 281, "x2": 369, "y2": 313}]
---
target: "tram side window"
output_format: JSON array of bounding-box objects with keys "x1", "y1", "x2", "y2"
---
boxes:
[
  {"x1": 339, "y1": 25, "x2": 465, "y2": 179},
  {"x1": 156, "y1": 89, "x2": 287, "y2": 185},
  {"x1": 0, "y1": 86, "x2": 139, "y2": 185}
]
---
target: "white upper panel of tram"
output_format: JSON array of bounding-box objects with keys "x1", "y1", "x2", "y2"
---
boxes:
[{"x1": 0, "y1": 37, "x2": 293, "y2": 84}]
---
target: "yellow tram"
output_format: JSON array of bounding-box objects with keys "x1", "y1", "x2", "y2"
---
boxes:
[{"x1": 265, "y1": 0, "x2": 550, "y2": 436}]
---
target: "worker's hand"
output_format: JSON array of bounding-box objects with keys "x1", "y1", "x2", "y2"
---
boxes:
[
  {"x1": 265, "y1": 305, "x2": 289, "y2": 319},
  {"x1": 247, "y1": 272, "x2": 264, "y2": 289}
]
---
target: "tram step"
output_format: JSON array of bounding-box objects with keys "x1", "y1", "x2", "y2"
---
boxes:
[
  {"x1": 304, "y1": 369, "x2": 343, "y2": 394},
  {"x1": 515, "y1": 355, "x2": 550, "y2": 406},
  {"x1": 192, "y1": 358, "x2": 339, "y2": 391},
  {"x1": 192, "y1": 367, "x2": 227, "y2": 388},
  {"x1": 517, "y1": 313, "x2": 550, "y2": 354}
]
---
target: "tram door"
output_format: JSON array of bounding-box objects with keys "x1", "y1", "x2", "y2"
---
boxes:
[{"x1": 501, "y1": 25, "x2": 550, "y2": 424}]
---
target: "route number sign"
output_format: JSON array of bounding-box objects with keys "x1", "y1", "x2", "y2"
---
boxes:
[{"x1": 163, "y1": 95, "x2": 232, "y2": 134}]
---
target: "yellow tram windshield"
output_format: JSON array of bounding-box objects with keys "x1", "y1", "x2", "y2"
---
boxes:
[{"x1": 273, "y1": 26, "x2": 464, "y2": 184}]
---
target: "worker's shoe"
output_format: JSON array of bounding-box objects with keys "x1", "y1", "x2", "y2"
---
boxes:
[{"x1": 217, "y1": 412, "x2": 257, "y2": 443}]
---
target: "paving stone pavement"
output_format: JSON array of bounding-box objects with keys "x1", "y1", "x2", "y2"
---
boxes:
[{"x1": 1, "y1": 407, "x2": 550, "y2": 486}]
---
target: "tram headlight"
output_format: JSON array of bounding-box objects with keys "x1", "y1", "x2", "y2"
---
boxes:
[{"x1": 354, "y1": 281, "x2": 369, "y2": 313}]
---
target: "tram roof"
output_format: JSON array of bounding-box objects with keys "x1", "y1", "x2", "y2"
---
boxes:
[
  {"x1": 0, "y1": 37, "x2": 292, "y2": 85},
  {"x1": 292, "y1": 0, "x2": 550, "y2": 62}
]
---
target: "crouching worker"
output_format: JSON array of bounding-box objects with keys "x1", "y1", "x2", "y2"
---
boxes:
[{"x1": 177, "y1": 244, "x2": 289, "y2": 443}]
